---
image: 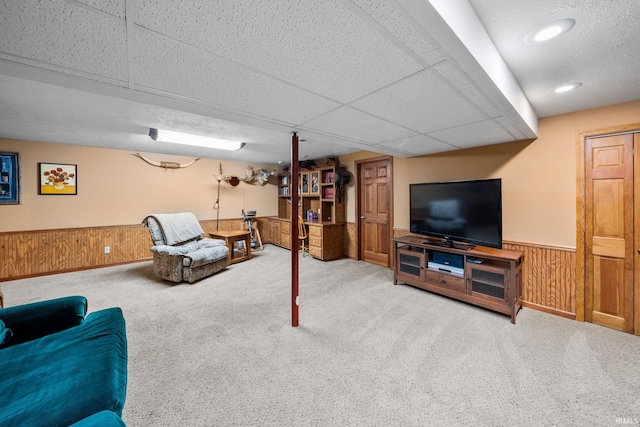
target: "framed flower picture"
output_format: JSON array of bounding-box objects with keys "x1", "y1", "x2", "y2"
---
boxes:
[
  {"x1": 0, "y1": 152, "x2": 20, "y2": 204},
  {"x1": 38, "y1": 163, "x2": 77, "y2": 195}
]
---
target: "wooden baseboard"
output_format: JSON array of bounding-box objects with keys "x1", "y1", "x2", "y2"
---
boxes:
[{"x1": 521, "y1": 301, "x2": 576, "y2": 320}]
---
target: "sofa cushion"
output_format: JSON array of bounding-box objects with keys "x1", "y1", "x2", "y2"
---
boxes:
[
  {"x1": 0, "y1": 308, "x2": 128, "y2": 427},
  {"x1": 183, "y1": 245, "x2": 229, "y2": 268},
  {"x1": 144, "y1": 213, "x2": 204, "y2": 245},
  {"x1": 70, "y1": 410, "x2": 126, "y2": 427},
  {"x1": 0, "y1": 295, "x2": 87, "y2": 348},
  {"x1": 0, "y1": 320, "x2": 12, "y2": 345},
  {"x1": 151, "y1": 239, "x2": 199, "y2": 256},
  {"x1": 198, "y1": 237, "x2": 227, "y2": 248}
]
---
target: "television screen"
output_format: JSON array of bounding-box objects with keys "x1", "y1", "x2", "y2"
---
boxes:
[{"x1": 410, "y1": 178, "x2": 502, "y2": 249}]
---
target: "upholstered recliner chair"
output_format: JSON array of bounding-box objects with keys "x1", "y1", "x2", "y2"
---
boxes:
[{"x1": 142, "y1": 212, "x2": 229, "y2": 283}]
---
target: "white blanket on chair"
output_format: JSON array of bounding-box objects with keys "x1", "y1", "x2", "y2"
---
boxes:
[{"x1": 146, "y1": 212, "x2": 204, "y2": 245}]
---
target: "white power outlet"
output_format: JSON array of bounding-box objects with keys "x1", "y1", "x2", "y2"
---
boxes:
[{"x1": 104, "y1": 246, "x2": 111, "y2": 254}]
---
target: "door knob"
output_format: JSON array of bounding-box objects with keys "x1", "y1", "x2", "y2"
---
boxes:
[{"x1": 360, "y1": 216, "x2": 366, "y2": 219}]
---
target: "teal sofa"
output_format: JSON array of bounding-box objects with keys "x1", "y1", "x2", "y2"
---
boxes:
[{"x1": 0, "y1": 296, "x2": 128, "y2": 426}]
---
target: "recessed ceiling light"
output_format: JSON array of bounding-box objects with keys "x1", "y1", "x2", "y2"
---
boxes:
[
  {"x1": 524, "y1": 18, "x2": 575, "y2": 45},
  {"x1": 553, "y1": 82, "x2": 582, "y2": 93}
]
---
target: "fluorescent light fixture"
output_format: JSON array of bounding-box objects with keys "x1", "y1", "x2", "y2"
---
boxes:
[
  {"x1": 149, "y1": 128, "x2": 245, "y2": 151},
  {"x1": 524, "y1": 18, "x2": 575, "y2": 45},
  {"x1": 553, "y1": 82, "x2": 582, "y2": 93}
]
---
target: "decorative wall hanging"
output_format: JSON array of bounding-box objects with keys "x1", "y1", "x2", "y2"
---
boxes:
[
  {"x1": 132, "y1": 152, "x2": 200, "y2": 169},
  {"x1": 240, "y1": 165, "x2": 275, "y2": 185},
  {"x1": 255, "y1": 169, "x2": 275, "y2": 186},
  {"x1": 334, "y1": 165, "x2": 351, "y2": 203},
  {"x1": 243, "y1": 165, "x2": 255, "y2": 183},
  {"x1": 213, "y1": 163, "x2": 240, "y2": 187},
  {"x1": 38, "y1": 162, "x2": 77, "y2": 195},
  {"x1": 0, "y1": 152, "x2": 20, "y2": 204}
]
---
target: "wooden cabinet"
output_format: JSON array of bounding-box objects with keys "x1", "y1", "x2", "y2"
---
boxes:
[
  {"x1": 396, "y1": 245, "x2": 425, "y2": 282},
  {"x1": 300, "y1": 171, "x2": 310, "y2": 195},
  {"x1": 269, "y1": 162, "x2": 346, "y2": 261},
  {"x1": 279, "y1": 221, "x2": 291, "y2": 249},
  {"x1": 266, "y1": 217, "x2": 291, "y2": 250},
  {"x1": 393, "y1": 236, "x2": 524, "y2": 323},
  {"x1": 309, "y1": 170, "x2": 320, "y2": 195},
  {"x1": 307, "y1": 223, "x2": 344, "y2": 261}
]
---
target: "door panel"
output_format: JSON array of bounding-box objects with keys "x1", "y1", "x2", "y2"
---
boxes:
[
  {"x1": 585, "y1": 134, "x2": 633, "y2": 333},
  {"x1": 358, "y1": 158, "x2": 391, "y2": 267}
]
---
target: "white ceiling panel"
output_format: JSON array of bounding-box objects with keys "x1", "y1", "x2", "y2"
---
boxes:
[
  {"x1": 0, "y1": 0, "x2": 127, "y2": 83},
  {"x1": 134, "y1": 28, "x2": 341, "y2": 125},
  {"x1": 348, "y1": 0, "x2": 445, "y2": 66},
  {"x1": 302, "y1": 106, "x2": 417, "y2": 145},
  {"x1": 376, "y1": 134, "x2": 457, "y2": 155},
  {"x1": 134, "y1": 0, "x2": 423, "y2": 103},
  {"x1": 351, "y1": 68, "x2": 487, "y2": 133},
  {"x1": 432, "y1": 61, "x2": 500, "y2": 118},
  {"x1": 75, "y1": 0, "x2": 126, "y2": 19},
  {"x1": 428, "y1": 119, "x2": 515, "y2": 148}
]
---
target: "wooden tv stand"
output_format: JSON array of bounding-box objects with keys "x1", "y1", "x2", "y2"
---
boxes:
[{"x1": 393, "y1": 236, "x2": 524, "y2": 323}]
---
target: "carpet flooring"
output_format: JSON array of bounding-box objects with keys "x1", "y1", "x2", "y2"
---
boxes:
[{"x1": 3, "y1": 245, "x2": 640, "y2": 426}]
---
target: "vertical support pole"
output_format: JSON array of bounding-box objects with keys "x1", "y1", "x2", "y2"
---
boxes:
[{"x1": 291, "y1": 132, "x2": 299, "y2": 327}]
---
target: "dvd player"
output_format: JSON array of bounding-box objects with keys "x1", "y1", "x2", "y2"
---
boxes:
[{"x1": 427, "y1": 262, "x2": 464, "y2": 277}]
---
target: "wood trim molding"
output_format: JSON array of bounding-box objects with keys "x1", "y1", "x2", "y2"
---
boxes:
[
  {"x1": 521, "y1": 301, "x2": 576, "y2": 320},
  {"x1": 576, "y1": 122, "x2": 640, "y2": 324},
  {"x1": 355, "y1": 155, "x2": 393, "y2": 267}
]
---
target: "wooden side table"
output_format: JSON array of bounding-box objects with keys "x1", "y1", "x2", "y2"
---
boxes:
[{"x1": 208, "y1": 230, "x2": 252, "y2": 265}]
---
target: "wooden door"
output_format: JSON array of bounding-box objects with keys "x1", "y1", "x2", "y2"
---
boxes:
[
  {"x1": 585, "y1": 134, "x2": 634, "y2": 332},
  {"x1": 358, "y1": 158, "x2": 392, "y2": 267}
]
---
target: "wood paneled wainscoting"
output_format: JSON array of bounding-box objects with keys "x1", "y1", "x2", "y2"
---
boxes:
[
  {"x1": 0, "y1": 225, "x2": 153, "y2": 281},
  {"x1": 502, "y1": 241, "x2": 576, "y2": 319},
  {"x1": 0, "y1": 217, "x2": 270, "y2": 282},
  {"x1": 392, "y1": 229, "x2": 576, "y2": 320}
]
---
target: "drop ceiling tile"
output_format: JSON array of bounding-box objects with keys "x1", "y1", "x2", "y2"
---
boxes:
[
  {"x1": 351, "y1": 68, "x2": 486, "y2": 133},
  {"x1": 75, "y1": 0, "x2": 126, "y2": 18},
  {"x1": 428, "y1": 119, "x2": 515, "y2": 148},
  {"x1": 0, "y1": 0, "x2": 128, "y2": 82},
  {"x1": 135, "y1": 0, "x2": 422, "y2": 103},
  {"x1": 349, "y1": 0, "x2": 445, "y2": 65},
  {"x1": 377, "y1": 134, "x2": 457, "y2": 155},
  {"x1": 432, "y1": 61, "x2": 500, "y2": 118},
  {"x1": 301, "y1": 106, "x2": 417, "y2": 144},
  {"x1": 134, "y1": 29, "x2": 340, "y2": 125}
]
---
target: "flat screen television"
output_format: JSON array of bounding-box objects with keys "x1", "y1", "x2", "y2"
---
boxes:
[{"x1": 409, "y1": 178, "x2": 502, "y2": 249}]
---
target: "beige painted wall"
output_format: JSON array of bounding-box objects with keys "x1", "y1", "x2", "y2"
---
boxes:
[
  {"x1": 0, "y1": 139, "x2": 278, "y2": 232},
  {"x1": 340, "y1": 100, "x2": 640, "y2": 249}
]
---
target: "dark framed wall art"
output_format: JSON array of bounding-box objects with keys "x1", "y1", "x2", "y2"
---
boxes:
[
  {"x1": 0, "y1": 152, "x2": 20, "y2": 204},
  {"x1": 38, "y1": 163, "x2": 77, "y2": 195}
]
